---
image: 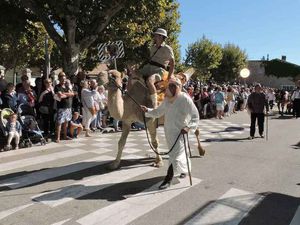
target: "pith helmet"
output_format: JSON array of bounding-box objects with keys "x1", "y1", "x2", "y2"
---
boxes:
[{"x1": 153, "y1": 28, "x2": 168, "y2": 38}]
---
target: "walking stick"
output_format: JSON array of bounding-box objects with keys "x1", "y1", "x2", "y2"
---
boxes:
[
  {"x1": 183, "y1": 134, "x2": 192, "y2": 186},
  {"x1": 187, "y1": 133, "x2": 192, "y2": 158},
  {"x1": 266, "y1": 112, "x2": 269, "y2": 141}
]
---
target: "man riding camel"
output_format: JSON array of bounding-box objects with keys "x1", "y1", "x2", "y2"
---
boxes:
[{"x1": 139, "y1": 28, "x2": 175, "y2": 108}]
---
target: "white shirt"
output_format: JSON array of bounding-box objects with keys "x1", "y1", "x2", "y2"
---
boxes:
[{"x1": 145, "y1": 92, "x2": 199, "y2": 174}]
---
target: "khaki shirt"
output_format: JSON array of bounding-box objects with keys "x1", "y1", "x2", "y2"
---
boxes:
[{"x1": 150, "y1": 42, "x2": 174, "y2": 68}]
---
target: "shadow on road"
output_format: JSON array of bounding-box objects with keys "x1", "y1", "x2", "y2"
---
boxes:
[
  {"x1": 204, "y1": 137, "x2": 252, "y2": 142},
  {"x1": 291, "y1": 142, "x2": 300, "y2": 150},
  {"x1": 181, "y1": 192, "x2": 300, "y2": 225},
  {"x1": 0, "y1": 157, "x2": 156, "y2": 192},
  {"x1": 211, "y1": 126, "x2": 245, "y2": 134},
  {"x1": 32, "y1": 176, "x2": 165, "y2": 203},
  {"x1": 271, "y1": 114, "x2": 295, "y2": 120}
]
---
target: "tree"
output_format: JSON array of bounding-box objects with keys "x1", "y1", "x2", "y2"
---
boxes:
[
  {"x1": 264, "y1": 59, "x2": 300, "y2": 81},
  {"x1": 15, "y1": 0, "x2": 181, "y2": 76},
  {"x1": 0, "y1": 1, "x2": 54, "y2": 76},
  {"x1": 214, "y1": 43, "x2": 247, "y2": 82},
  {"x1": 184, "y1": 36, "x2": 222, "y2": 81},
  {"x1": 79, "y1": 1, "x2": 181, "y2": 72}
]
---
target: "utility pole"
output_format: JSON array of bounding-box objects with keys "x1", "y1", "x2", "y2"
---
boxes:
[{"x1": 45, "y1": 35, "x2": 51, "y2": 78}]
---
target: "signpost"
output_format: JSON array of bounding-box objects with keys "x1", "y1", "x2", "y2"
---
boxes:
[{"x1": 97, "y1": 41, "x2": 125, "y2": 70}]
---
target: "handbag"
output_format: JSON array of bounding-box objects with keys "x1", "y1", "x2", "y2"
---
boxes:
[{"x1": 39, "y1": 105, "x2": 49, "y2": 114}]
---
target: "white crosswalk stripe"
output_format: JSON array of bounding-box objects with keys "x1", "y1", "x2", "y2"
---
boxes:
[
  {"x1": 0, "y1": 142, "x2": 59, "y2": 159},
  {"x1": 0, "y1": 149, "x2": 87, "y2": 172},
  {"x1": 290, "y1": 205, "x2": 300, "y2": 225},
  {"x1": 0, "y1": 155, "x2": 114, "y2": 189},
  {"x1": 31, "y1": 160, "x2": 157, "y2": 207},
  {"x1": 77, "y1": 178, "x2": 202, "y2": 225},
  {"x1": 0, "y1": 119, "x2": 278, "y2": 225},
  {"x1": 184, "y1": 188, "x2": 264, "y2": 225},
  {"x1": 0, "y1": 203, "x2": 34, "y2": 221},
  {"x1": 51, "y1": 218, "x2": 71, "y2": 225}
]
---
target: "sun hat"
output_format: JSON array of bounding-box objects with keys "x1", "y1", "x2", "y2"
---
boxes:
[{"x1": 153, "y1": 28, "x2": 168, "y2": 38}]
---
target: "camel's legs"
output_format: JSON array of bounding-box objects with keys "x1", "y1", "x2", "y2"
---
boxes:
[
  {"x1": 147, "y1": 119, "x2": 163, "y2": 167},
  {"x1": 195, "y1": 128, "x2": 205, "y2": 156},
  {"x1": 108, "y1": 122, "x2": 131, "y2": 170}
]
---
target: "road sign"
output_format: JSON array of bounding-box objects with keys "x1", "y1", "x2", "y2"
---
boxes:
[{"x1": 97, "y1": 41, "x2": 125, "y2": 61}]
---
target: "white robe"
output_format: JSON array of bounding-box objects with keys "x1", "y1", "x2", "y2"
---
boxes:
[{"x1": 145, "y1": 92, "x2": 199, "y2": 175}]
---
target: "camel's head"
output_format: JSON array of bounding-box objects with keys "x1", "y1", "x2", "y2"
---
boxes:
[{"x1": 99, "y1": 70, "x2": 123, "y2": 90}]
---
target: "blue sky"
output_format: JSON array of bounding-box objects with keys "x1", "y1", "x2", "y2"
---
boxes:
[{"x1": 178, "y1": 0, "x2": 300, "y2": 64}]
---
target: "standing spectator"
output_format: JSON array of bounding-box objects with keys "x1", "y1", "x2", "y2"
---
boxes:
[
  {"x1": 266, "y1": 88, "x2": 276, "y2": 110},
  {"x1": 91, "y1": 85, "x2": 107, "y2": 130},
  {"x1": 291, "y1": 80, "x2": 300, "y2": 118},
  {"x1": 39, "y1": 79, "x2": 55, "y2": 141},
  {"x1": 226, "y1": 86, "x2": 235, "y2": 116},
  {"x1": 81, "y1": 80, "x2": 98, "y2": 137},
  {"x1": 241, "y1": 88, "x2": 250, "y2": 110},
  {"x1": 16, "y1": 70, "x2": 33, "y2": 93},
  {"x1": 214, "y1": 86, "x2": 225, "y2": 119},
  {"x1": 193, "y1": 87, "x2": 201, "y2": 113},
  {"x1": 247, "y1": 84, "x2": 269, "y2": 139},
  {"x1": 17, "y1": 80, "x2": 37, "y2": 107},
  {"x1": 277, "y1": 90, "x2": 288, "y2": 115},
  {"x1": 33, "y1": 77, "x2": 43, "y2": 99},
  {"x1": 200, "y1": 87, "x2": 209, "y2": 118},
  {"x1": 0, "y1": 66, "x2": 8, "y2": 93},
  {"x1": 54, "y1": 72, "x2": 74, "y2": 143},
  {"x1": 2, "y1": 83, "x2": 18, "y2": 112},
  {"x1": 70, "y1": 75, "x2": 81, "y2": 113},
  {"x1": 5, "y1": 113, "x2": 22, "y2": 150}
]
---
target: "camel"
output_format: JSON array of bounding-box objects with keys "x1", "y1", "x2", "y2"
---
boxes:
[{"x1": 99, "y1": 69, "x2": 205, "y2": 170}]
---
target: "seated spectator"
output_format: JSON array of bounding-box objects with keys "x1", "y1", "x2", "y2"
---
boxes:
[
  {"x1": 2, "y1": 83, "x2": 18, "y2": 112},
  {"x1": 5, "y1": 113, "x2": 22, "y2": 150},
  {"x1": 69, "y1": 112, "x2": 83, "y2": 138}
]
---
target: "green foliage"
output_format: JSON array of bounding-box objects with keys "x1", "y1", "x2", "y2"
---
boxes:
[
  {"x1": 214, "y1": 43, "x2": 247, "y2": 82},
  {"x1": 81, "y1": 0, "x2": 181, "y2": 71},
  {"x1": 11, "y1": 0, "x2": 181, "y2": 74},
  {"x1": 185, "y1": 36, "x2": 222, "y2": 81},
  {"x1": 264, "y1": 59, "x2": 300, "y2": 79},
  {"x1": 0, "y1": 1, "x2": 55, "y2": 71}
]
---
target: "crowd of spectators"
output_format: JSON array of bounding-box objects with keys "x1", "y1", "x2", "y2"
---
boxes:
[
  {"x1": 0, "y1": 68, "x2": 299, "y2": 149},
  {"x1": 0, "y1": 69, "x2": 113, "y2": 148},
  {"x1": 182, "y1": 78, "x2": 300, "y2": 120}
]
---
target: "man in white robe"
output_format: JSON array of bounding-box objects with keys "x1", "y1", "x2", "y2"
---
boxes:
[{"x1": 141, "y1": 78, "x2": 199, "y2": 189}]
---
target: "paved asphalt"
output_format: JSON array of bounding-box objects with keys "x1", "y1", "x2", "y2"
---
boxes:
[{"x1": 0, "y1": 110, "x2": 299, "y2": 225}]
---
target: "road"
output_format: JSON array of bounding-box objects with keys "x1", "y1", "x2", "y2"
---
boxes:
[{"x1": 0, "y1": 111, "x2": 299, "y2": 225}]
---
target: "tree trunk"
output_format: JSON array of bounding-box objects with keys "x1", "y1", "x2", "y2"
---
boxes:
[{"x1": 62, "y1": 44, "x2": 80, "y2": 77}]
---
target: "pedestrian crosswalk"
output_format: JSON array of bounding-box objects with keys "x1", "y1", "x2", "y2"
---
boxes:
[
  {"x1": 77, "y1": 178, "x2": 202, "y2": 225},
  {"x1": 184, "y1": 188, "x2": 264, "y2": 225},
  {"x1": 0, "y1": 120, "x2": 298, "y2": 225}
]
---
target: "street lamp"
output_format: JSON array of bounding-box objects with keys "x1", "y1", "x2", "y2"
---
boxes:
[{"x1": 240, "y1": 68, "x2": 250, "y2": 86}]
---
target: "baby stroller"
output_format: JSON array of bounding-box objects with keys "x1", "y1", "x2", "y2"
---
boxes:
[
  {"x1": 17, "y1": 103, "x2": 46, "y2": 147},
  {"x1": 0, "y1": 108, "x2": 26, "y2": 150}
]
